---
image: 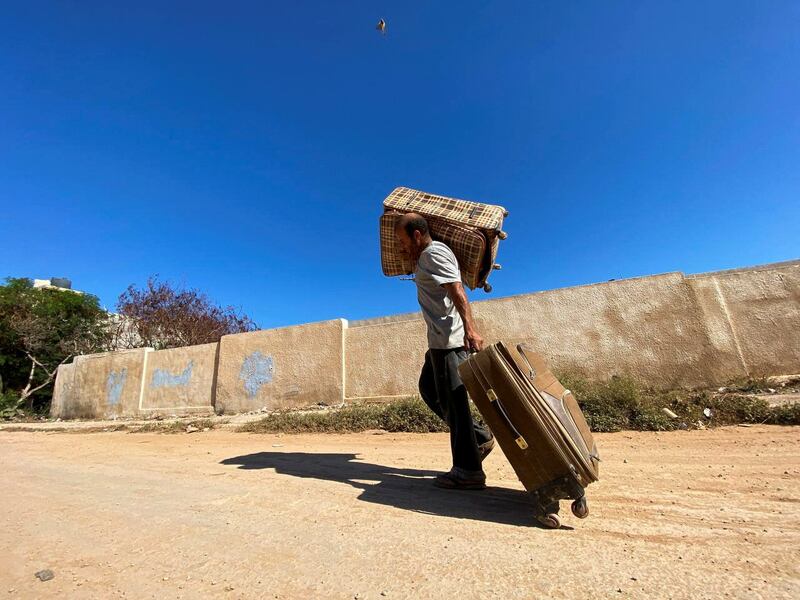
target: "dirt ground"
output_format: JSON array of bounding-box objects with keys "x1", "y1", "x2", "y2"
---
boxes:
[{"x1": 1, "y1": 426, "x2": 798, "y2": 599}]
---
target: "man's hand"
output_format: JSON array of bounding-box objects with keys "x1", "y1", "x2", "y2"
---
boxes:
[{"x1": 465, "y1": 327, "x2": 484, "y2": 353}]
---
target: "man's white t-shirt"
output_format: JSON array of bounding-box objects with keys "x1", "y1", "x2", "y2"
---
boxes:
[{"x1": 415, "y1": 241, "x2": 465, "y2": 349}]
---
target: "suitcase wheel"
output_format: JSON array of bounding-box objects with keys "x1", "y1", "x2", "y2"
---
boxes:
[
  {"x1": 503, "y1": 210, "x2": 509, "y2": 218},
  {"x1": 483, "y1": 283, "x2": 493, "y2": 293},
  {"x1": 571, "y1": 496, "x2": 589, "y2": 519},
  {"x1": 536, "y1": 513, "x2": 562, "y2": 529},
  {"x1": 498, "y1": 230, "x2": 508, "y2": 240}
]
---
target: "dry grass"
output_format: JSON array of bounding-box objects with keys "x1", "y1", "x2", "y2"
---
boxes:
[
  {"x1": 240, "y1": 378, "x2": 800, "y2": 435},
  {"x1": 238, "y1": 397, "x2": 449, "y2": 434}
]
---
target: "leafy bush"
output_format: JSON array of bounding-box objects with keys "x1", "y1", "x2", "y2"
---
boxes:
[
  {"x1": 380, "y1": 397, "x2": 450, "y2": 432},
  {"x1": 132, "y1": 418, "x2": 217, "y2": 434},
  {"x1": 558, "y1": 374, "x2": 670, "y2": 432},
  {"x1": 0, "y1": 389, "x2": 23, "y2": 420},
  {"x1": 668, "y1": 391, "x2": 771, "y2": 425},
  {"x1": 767, "y1": 403, "x2": 800, "y2": 425},
  {"x1": 558, "y1": 373, "x2": 798, "y2": 432},
  {"x1": 723, "y1": 377, "x2": 773, "y2": 394}
]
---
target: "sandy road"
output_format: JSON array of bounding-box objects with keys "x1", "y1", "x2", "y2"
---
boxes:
[{"x1": 1, "y1": 426, "x2": 798, "y2": 599}]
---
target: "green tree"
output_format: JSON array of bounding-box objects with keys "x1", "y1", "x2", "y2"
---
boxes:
[{"x1": 0, "y1": 278, "x2": 109, "y2": 415}]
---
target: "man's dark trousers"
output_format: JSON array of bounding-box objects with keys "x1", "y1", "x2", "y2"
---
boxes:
[{"x1": 418, "y1": 348, "x2": 493, "y2": 473}]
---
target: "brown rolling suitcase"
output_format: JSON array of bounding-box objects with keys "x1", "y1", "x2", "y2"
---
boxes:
[
  {"x1": 459, "y1": 342, "x2": 600, "y2": 528},
  {"x1": 380, "y1": 187, "x2": 509, "y2": 292}
]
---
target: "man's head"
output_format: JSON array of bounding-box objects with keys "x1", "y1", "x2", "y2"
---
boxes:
[{"x1": 394, "y1": 212, "x2": 432, "y2": 261}]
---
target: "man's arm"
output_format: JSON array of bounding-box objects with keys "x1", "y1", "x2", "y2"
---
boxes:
[{"x1": 443, "y1": 281, "x2": 484, "y2": 352}]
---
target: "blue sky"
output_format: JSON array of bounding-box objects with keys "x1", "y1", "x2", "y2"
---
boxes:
[{"x1": 1, "y1": 1, "x2": 798, "y2": 329}]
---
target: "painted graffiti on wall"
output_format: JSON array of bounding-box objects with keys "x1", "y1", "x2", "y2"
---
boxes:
[
  {"x1": 239, "y1": 351, "x2": 274, "y2": 397},
  {"x1": 106, "y1": 368, "x2": 128, "y2": 406},
  {"x1": 151, "y1": 360, "x2": 193, "y2": 388}
]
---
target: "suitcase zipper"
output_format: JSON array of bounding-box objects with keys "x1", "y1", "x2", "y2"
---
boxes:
[
  {"x1": 516, "y1": 346, "x2": 537, "y2": 380},
  {"x1": 486, "y1": 389, "x2": 529, "y2": 450}
]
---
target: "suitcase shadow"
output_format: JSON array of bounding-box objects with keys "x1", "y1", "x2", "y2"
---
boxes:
[{"x1": 221, "y1": 451, "x2": 570, "y2": 529}]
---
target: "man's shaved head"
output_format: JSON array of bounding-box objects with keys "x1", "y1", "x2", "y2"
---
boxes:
[
  {"x1": 395, "y1": 212, "x2": 430, "y2": 239},
  {"x1": 394, "y1": 212, "x2": 432, "y2": 261}
]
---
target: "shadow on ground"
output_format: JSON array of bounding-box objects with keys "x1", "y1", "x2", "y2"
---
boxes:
[{"x1": 221, "y1": 452, "x2": 567, "y2": 529}]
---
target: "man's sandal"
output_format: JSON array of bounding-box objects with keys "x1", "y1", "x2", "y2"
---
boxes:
[{"x1": 433, "y1": 471, "x2": 487, "y2": 490}]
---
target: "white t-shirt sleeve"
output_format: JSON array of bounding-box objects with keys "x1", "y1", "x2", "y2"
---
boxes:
[{"x1": 420, "y1": 244, "x2": 462, "y2": 286}]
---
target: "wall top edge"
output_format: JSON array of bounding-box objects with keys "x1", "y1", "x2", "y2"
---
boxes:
[
  {"x1": 481, "y1": 271, "x2": 686, "y2": 305},
  {"x1": 350, "y1": 311, "x2": 423, "y2": 328},
  {"x1": 74, "y1": 347, "x2": 154, "y2": 363},
  {"x1": 148, "y1": 341, "x2": 220, "y2": 354},
  {"x1": 220, "y1": 317, "x2": 348, "y2": 341},
  {"x1": 686, "y1": 258, "x2": 800, "y2": 279}
]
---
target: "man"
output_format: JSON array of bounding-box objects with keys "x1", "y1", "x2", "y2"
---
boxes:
[{"x1": 395, "y1": 213, "x2": 495, "y2": 490}]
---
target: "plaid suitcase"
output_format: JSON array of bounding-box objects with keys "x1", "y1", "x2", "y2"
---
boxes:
[
  {"x1": 459, "y1": 342, "x2": 600, "y2": 528},
  {"x1": 380, "y1": 212, "x2": 488, "y2": 290},
  {"x1": 380, "y1": 187, "x2": 508, "y2": 292}
]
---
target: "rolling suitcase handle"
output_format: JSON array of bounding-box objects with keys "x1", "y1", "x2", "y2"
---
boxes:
[{"x1": 466, "y1": 352, "x2": 529, "y2": 450}]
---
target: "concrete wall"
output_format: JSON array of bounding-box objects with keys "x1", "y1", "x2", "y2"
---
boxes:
[
  {"x1": 140, "y1": 343, "x2": 218, "y2": 415},
  {"x1": 54, "y1": 348, "x2": 152, "y2": 419},
  {"x1": 215, "y1": 319, "x2": 347, "y2": 414},
  {"x1": 345, "y1": 261, "x2": 800, "y2": 395},
  {"x1": 474, "y1": 272, "x2": 716, "y2": 388},
  {"x1": 51, "y1": 362, "x2": 76, "y2": 418},
  {"x1": 688, "y1": 261, "x2": 800, "y2": 376},
  {"x1": 51, "y1": 260, "x2": 799, "y2": 419},
  {"x1": 346, "y1": 273, "x2": 715, "y2": 395},
  {"x1": 345, "y1": 318, "x2": 428, "y2": 400}
]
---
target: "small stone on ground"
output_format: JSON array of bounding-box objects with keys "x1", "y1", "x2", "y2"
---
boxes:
[{"x1": 34, "y1": 570, "x2": 54, "y2": 582}]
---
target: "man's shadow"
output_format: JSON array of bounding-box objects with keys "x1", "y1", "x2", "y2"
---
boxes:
[{"x1": 220, "y1": 451, "x2": 565, "y2": 528}]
